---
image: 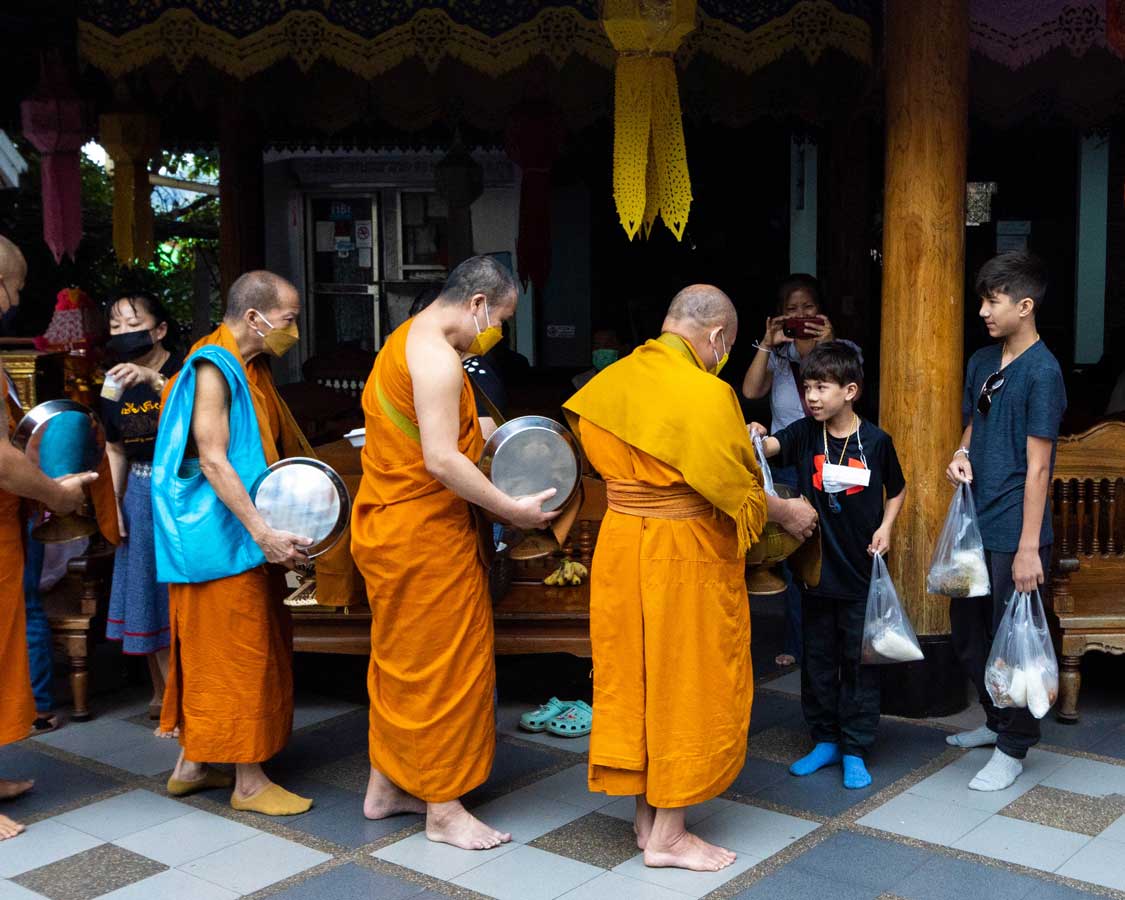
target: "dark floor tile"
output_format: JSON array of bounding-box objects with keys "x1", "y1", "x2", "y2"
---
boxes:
[
  {"x1": 1087, "y1": 725, "x2": 1125, "y2": 761},
  {"x1": 894, "y1": 854, "x2": 1046, "y2": 900},
  {"x1": 748, "y1": 692, "x2": 804, "y2": 736},
  {"x1": 754, "y1": 767, "x2": 864, "y2": 817},
  {"x1": 0, "y1": 745, "x2": 121, "y2": 819},
  {"x1": 1026, "y1": 882, "x2": 1112, "y2": 899},
  {"x1": 732, "y1": 864, "x2": 879, "y2": 900},
  {"x1": 269, "y1": 862, "x2": 425, "y2": 900},
  {"x1": 267, "y1": 773, "x2": 361, "y2": 816},
  {"x1": 530, "y1": 811, "x2": 637, "y2": 869},
  {"x1": 464, "y1": 741, "x2": 561, "y2": 804},
  {"x1": 727, "y1": 755, "x2": 791, "y2": 796},
  {"x1": 1038, "y1": 715, "x2": 1122, "y2": 752},
  {"x1": 269, "y1": 714, "x2": 368, "y2": 776},
  {"x1": 791, "y1": 832, "x2": 932, "y2": 892},
  {"x1": 12, "y1": 844, "x2": 165, "y2": 900},
  {"x1": 284, "y1": 801, "x2": 422, "y2": 849}
]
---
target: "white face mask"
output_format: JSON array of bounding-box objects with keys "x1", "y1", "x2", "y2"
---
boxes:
[{"x1": 822, "y1": 418, "x2": 871, "y2": 493}]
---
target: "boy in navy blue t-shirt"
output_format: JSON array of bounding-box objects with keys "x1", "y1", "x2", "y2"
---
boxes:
[{"x1": 945, "y1": 251, "x2": 1067, "y2": 792}]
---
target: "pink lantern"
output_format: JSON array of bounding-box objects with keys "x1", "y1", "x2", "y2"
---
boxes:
[{"x1": 20, "y1": 54, "x2": 88, "y2": 264}]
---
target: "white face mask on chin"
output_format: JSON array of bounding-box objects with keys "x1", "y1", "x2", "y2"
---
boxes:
[{"x1": 822, "y1": 423, "x2": 871, "y2": 493}]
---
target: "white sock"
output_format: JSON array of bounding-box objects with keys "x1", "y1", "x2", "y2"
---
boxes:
[
  {"x1": 969, "y1": 747, "x2": 1023, "y2": 792},
  {"x1": 946, "y1": 725, "x2": 998, "y2": 748}
]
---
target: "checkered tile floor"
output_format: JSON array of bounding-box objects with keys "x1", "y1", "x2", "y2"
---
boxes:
[{"x1": 3, "y1": 659, "x2": 1125, "y2": 899}]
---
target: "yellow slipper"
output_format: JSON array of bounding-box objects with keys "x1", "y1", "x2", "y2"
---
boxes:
[
  {"x1": 230, "y1": 783, "x2": 313, "y2": 816},
  {"x1": 166, "y1": 768, "x2": 234, "y2": 797}
]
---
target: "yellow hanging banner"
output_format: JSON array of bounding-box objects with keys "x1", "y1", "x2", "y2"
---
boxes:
[
  {"x1": 603, "y1": 0, "x2": 696, "y2": 241},
  {"x1": 99, "y1": 113, "x2": 160, "y2": 268}
]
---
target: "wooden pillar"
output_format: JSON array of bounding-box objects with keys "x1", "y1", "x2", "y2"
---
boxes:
[
  {"x1": 880, "y1": 0, "x2": 969, "y2": 637},
  {"x1": 218, "y1": 92, "x2": 265, "y2": 302}
]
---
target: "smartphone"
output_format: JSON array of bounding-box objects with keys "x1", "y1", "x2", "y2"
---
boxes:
[{"x1": 783, "y1": 316, "x2": 824, "y2": 339}]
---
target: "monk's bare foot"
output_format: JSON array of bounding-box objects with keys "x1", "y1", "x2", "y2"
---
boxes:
[
  {"x1": 0, "y1": 815, "x2": 25, "y2": 840},
  {"x1": 153, "y1": 726, "x2": 179, "y2": 739},
  {"x1": 0, "y1": 779, "x2": 33, "y2": 801},
  {"x1": 426, "y1": 801, "x2": 511, "y2": 850},
  {"x1": 634, "y1": 796, "x2": 655, "y2": 850},
  {"x1": 171, "y1": 751, "x2": 207, "y2": 784},
  {"x1": 644, "y1": 830, "x2": 737, "y2": 872},
  {"x1": 364, "y1": 768, "x2": 425, "y2": 820}
]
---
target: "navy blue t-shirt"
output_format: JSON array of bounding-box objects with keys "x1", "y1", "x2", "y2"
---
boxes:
[
  {"x1": 963, "y1": 341, "x2": 1066, "y2": 553},
  {"x1": 774, "y1": 417, "x2": 906, "y2": 600}
]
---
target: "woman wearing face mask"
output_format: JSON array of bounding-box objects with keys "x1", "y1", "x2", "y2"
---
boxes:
[{"x1": 100, "y1": 291, "x2": 184, "y2": 734}]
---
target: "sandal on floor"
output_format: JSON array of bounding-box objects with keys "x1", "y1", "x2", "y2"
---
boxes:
[
  {"x1": 520, "y1": 697, "x2": 574, "y2": 733},
  {"x1": 546, "y1": 701, "x2": 593, "y2": 738},
  {"x1": 31, "y1": 714, "x2": 59, "y2": 736}
]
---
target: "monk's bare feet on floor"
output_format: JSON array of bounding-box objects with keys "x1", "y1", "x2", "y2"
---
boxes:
[
  {"x1": 364, "y1": 768, "x2": 425, "y2": 820},
  {"x1": 0, "y1": 815, "x2": 25, "y2": 840},
  {"x1": 644, "y1": 831, "x2": 737, "y2": 872},
  {"x1": 634, "y1": 796, "x2": 656, "y2": 850},
  {"x1": 426, "y1": 801, "x2": 511, "y2": 850},
  {"x1": 0, "y1": 779, "x2": 33, "y2": 801},
  {"x1": 153, "y1": 726, "x2": 179, "y2": 739}
]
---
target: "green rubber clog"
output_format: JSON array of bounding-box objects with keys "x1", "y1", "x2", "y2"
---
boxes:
[
  {"x1": 519, "y1": 697, "x2": 574, "y2": 733},
  {"x1": 546, "y1": 700, "x2": 593, "y2": 738}
]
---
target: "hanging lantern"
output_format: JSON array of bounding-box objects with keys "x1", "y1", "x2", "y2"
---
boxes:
[
  {"x1": 99, "y1": 112, "x2": 160, "y2": 267},
  {"x1": 506, "y1": 102, "x2": 563, "y2": 297},
  {"x1": 602, "y1": 0, "x2": 696, "y2": 241},
  {"x1": 20, "y1": 54, "x2": 89, "y2": 264}
]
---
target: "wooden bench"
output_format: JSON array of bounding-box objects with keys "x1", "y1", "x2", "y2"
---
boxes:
[{"x1": 1048, "y1": 420, "x2": 1125, "y2": 723}]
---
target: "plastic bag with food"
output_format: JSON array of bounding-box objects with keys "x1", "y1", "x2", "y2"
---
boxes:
[
  {"x1": 985, "y1": 589, "x2": 1059, "y2": 719},
  {"x1": 861, "y1": 552, "x2": 925, "y2": 664},
  {"x1": 927, "y1": 481, "x2": 990, "y2": 597}
]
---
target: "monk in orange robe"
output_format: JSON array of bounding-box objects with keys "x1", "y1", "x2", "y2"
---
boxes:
[
  {"x1": 564, "y1": 285, "x2": 818, "y2": 872},
  {"x1": 0, "y1": 235, "x2": 95, "y2": 839},
  {"x1": 352, "y1": 256, "x2": 558, "y2": 850},
  {"x1": 158, "y1": 271, "x2": 316, "y2": 816}
]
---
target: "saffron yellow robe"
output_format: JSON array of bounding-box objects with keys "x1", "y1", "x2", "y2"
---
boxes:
[
  {"x1": 159, "y1": 325, "x2": 304, "y2": 763},
  {"x1": 351, "y1": 319, "x2": 494, "y2": 802}
]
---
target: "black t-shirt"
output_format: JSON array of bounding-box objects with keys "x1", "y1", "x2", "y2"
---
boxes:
[
  {"x1": 101, "y1": 353, "x2": 183, "y2": 463},
  {"x1": 774, "y1": 416, "x2": 907, "y2": 600},
  {"x1": 463, "y1": 355, "x2": 508, "y2": 419}
]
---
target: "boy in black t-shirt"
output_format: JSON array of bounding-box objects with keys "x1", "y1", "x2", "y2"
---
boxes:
[
  {"x1": 752, "y1": 342, "x2": 906, "y2": 790},
  {"x1": 944, "y1": 252, "x2": 1066, "y2": 792}
]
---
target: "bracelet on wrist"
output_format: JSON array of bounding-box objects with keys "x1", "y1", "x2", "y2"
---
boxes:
[{"x1": 954, "y1": 447, "x2": 970, "y2": 459}]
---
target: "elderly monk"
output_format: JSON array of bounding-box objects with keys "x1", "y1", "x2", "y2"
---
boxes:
[
  {"x1": 563, "y1": 285, "x2": 818, "y2": 872},
  {"x1": 353, "y1": 256, "x2": 558, "y2": 850},
  {"x1": 154, "y1": 271, "x2": 316, "y2": 816},
  {"x1": 0, "y1": 235, "x2": 95, "y2": 839}
]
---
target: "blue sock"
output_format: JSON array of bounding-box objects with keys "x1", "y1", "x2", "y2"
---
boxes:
[
  {"x1": 842, "y1": 755, "x2": 872, "y2": 789},
  {"x1": 789, "y1": 742, "x2": 842, "y2": 776}
]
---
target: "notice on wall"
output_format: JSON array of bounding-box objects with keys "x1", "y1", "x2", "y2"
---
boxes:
[
  {"x1": 996, "y1": 220, "x2": 1030, "y2": 253},
  {"x1": 355, "y1": 220, "x2": 373, "y2": 249},
  {"x1": 315, "y1": 221, "x2": 335, "y2": 252},
  {"x1": 358, "y1": 247, "x2": 372, "y2": 268},
  {"x1": 546, "y1": 324, "x2": 576, "y2": 339}
]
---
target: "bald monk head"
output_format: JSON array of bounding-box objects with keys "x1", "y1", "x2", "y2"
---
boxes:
[
  {"x1": 223, "y1": 270, "x2": 302, "y2": 362},
  {"x1": 0, "y1": 235, "x2": 27, "y2": 314},
  {"x1": 661, "y1": 284, "x2": 738, "y2": 374},
  {"x1": 424, "y1": 255, "x2": 519, "y2": 356}
]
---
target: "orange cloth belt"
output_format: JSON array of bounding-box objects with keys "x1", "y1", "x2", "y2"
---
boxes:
[{"x1": 605, "y1": 480, "x2": 713, "y2": 520}]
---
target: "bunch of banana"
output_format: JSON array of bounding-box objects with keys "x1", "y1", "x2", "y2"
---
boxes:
[{"x1": 543, "y1": 558, "x2": 589, "y2": 586}]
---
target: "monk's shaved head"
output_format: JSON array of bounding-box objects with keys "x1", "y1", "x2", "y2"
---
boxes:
[
  {"x1": 0, "y1": 235, "x2": 26, "y2": 281},
  {"x1": 225, "y1": 270, "x2": 297, "y2": 321},
  {"x1": 664, "y1": 284, "x2": 736, "y2": 331}
]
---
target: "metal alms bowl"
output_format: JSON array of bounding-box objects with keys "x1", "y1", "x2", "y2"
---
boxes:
[
  {"x1": 12, "y1": 399, "x2": 106, "y2": 477},
  {"x1": 250, "y1": 457, "x2": 351, "y2": 559},
  {"x1": 479, "y1": 416, "x2": 579, "y2": 513}
]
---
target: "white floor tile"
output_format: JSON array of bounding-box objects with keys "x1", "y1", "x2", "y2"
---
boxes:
[
  {"x1": 178, "y1": 832, "x2": 331, "y2": 895},
  {"x1": 114, "y1": 808, "x2": 260, "y2": 867},
  {"x1": 96, "y1": 869, "x2": 240, "y2": 900},
  {"x1": 53, "y1": 790, "x2": 192, "y2": 841},
  {"x1": 1056, "y1": 837, "x2": 1125, "y2": 890},
  {"x1": 857, "y1": 792, "x2": 992, "y2": 846},
  {"x1": 558, "y1": 872, "x2": 694, "y2": 899},
  {"x1": 452, "y1": 845, "x2": 603, "y2": 900},
  {"x1": 373, "y1": 831, "x2": 519, "y2": 881},
  {"x1": 692, "y1": 803, "x2": 819, "y2": 863},
  {"x1": 599, "y1": 796, "x2": 734, "y2": 828},
  {"x1": 0, "y1": 879, "x2": 50, "y2": 899},
  {"x1": 1098, "y1": 812, "x2": 1125, "y2": 843},
  {"x1": 952, "y1": 816, "x2": 1089, "y2": 872},
  {"x1": 0, "y1": 821, "x2": 102, "y2": 878},
  {"x1": 525, "y1": 765, "x2": 615, "y2": 813},
  {"x1": 1041, "y1": 757, "x2": 1125, "y2": 798},
  {"x1": 612, "y1": 851, "x2": 756, "y2": 899},
  {"x1": 907, "y1": 748, "x2": 1071, "y2": 814},
  {"x1": 471, "y1": 786, "x2": 589, "y2": 843},
  {"x1": 97, "y1": 737, "x2": 182, "y2": 777}
]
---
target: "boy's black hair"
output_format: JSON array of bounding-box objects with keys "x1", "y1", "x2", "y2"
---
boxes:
[
  {"x1": 801, "y1": 340, "x2": 864, "y2": 395},
  {"x1": 777, "y1": 273, "x2": 823, "y2": 314},
  {"x1": 974, "y1": 251, "x2": 1048, "y2": 311}
]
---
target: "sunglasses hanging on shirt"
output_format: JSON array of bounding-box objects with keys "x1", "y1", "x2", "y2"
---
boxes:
[{"x1": 977, "y1": 371, "x2": 1006, "y2": 417}]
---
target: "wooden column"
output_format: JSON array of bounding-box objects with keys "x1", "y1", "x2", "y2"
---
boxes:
[
  {"x1": 218, "y1": 92, "x2": 265, "y2": 301},
  {"x1": 880, "y1": 0, "x2": 969, "y2": 636}
]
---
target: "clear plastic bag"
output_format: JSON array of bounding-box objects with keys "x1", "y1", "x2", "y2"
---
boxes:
[
  {"x1": 926, "y1": 481, "x2": 990, "y2": 597},
  {"x1": 985, "y1": 589, "x2": 1059, "y2": 719},
  {"x1": 752, "y1": 433, "x2": 777, "y2": 497},
  {"x1": 861, "y1": 553, "x2": 925, "y2": 664}
]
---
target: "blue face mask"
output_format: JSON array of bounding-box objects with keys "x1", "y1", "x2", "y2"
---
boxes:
[{"x1": 592, "y1": 348, "x2": 619, "y2": 371}]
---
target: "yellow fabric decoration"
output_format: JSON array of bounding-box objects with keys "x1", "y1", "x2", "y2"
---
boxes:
[
  {"x1": 603, "y1": 0, "x2": 696, "y2": 241},
  {"x1": 99, "y1": 113, "x2": 159, "y2": 268},
  {"x1": 563, "y1": 332, "x2": 767, "y2": 555}
]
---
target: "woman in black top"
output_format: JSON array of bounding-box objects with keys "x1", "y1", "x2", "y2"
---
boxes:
[{"x1": 100, "y1": 291, "x2": 183, "y2": 734}]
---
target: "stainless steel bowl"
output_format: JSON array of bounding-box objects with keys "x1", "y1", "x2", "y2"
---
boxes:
[
  {"x1": 250, "y1": 457, "x2": 351, "y2": 558},
  {"x1": 478, "y1": 416, "x2": 579, "y2": 513},
  {"x1": 12, "y1": 399, "x2": 106, "y2": 477}
]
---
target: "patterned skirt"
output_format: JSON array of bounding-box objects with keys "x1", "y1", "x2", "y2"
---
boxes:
[{"x1": 106, "y1": 464, "x2": 170, "y2": 655}]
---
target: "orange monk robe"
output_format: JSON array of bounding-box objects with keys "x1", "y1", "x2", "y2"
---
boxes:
[
  {"x1": 564, "y1": 334, "x2": 768, "y2": 808},
  {"x1": 0, "y1": 373, "x2": 35, "y2": 746},
  {"x1": 159, "y1": 324, "x2": 311, "y2": 763},
  {"x1": 351, "y1": 319, "x2": 495, "y2": 802}
]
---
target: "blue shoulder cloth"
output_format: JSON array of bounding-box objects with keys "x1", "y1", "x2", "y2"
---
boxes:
[{"x1": 151, "y1": 345, "x2": 268, "y2": 583}]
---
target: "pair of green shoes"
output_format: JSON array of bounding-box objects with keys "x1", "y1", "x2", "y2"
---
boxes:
[{"x1": 518, "y1": 697, "x2": 593, "y2": 737}]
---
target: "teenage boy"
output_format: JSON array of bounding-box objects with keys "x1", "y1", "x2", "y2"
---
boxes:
[
  {"x1": 751, "y1": 341, "x2": 906, "y2": 789},
  {"x1": 945, "y1": 251, "x2": 1066, "y2": 792}
]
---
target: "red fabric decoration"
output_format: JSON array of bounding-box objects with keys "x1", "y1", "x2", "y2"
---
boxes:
[
  {"x1": 20, "y1": 55, "x2": 88, "y2": 264},
  {"x1": 1110, "y1": 0, "x2": 1125, "y2": 57},
  {"x1": 506, "y1": 103, "x2": 564, "y2": 298},
  {"x1": 33, "y1": 288, "x2": 104, "y2": 351}
]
